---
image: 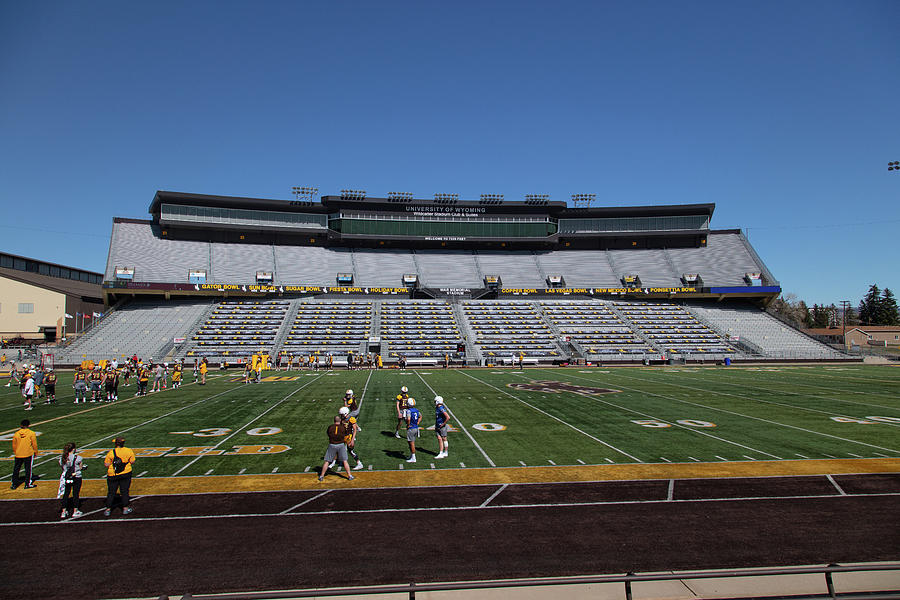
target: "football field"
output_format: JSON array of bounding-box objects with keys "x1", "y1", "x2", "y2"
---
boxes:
[{"x1": 2, "y1": 365, "x2": 899, "y2": 485}]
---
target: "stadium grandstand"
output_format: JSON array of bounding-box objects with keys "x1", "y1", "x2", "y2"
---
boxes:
[{"x1": 55, "y1": 189, "x2": 850, "y2": 365}]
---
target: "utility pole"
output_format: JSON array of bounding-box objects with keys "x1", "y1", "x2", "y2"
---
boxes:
[{"x1": 840, "y1": 300, "x2": 851, "y2": 349}]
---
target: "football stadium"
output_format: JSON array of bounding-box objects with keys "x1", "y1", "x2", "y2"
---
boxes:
[{"x1": 2, "y1": 190, "x2": 898, "y2": 599}]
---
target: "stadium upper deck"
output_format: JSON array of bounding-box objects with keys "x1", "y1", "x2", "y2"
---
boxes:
[{"x1": 103, "y1": 191, "x2": 780, "y2": 304}]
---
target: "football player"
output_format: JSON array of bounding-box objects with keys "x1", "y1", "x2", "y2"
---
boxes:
[
  {"x1": 404, "y1": 398, "x2": 421, "y2": 463},
  {"x1": 394, "y1": 386, "x2": 410, "y2": 438},
  {"x1": 434, "y1": 396, "x2": 451, "y2": 459}
]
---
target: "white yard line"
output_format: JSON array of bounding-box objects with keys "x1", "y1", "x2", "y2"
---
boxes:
[
  {"x1": 518, "y1": 371, "x2": 778, "y2": 460},
  {"x1": 667, "y1": 479, "x2": 674, "y2": 501},
  {"x1": 171, "y1": 375, "x2": 323, "y2": 476},
  {"x1": 0, "y1": 383, "x2": 249, "y2": 481},
  {"x1": 825, "y1": 474, "x2": 847, "y2": 496},
  {"x1": 279, "y1": 490, "x2": 331, "y2": 514},
  {"x1": 415, "y1": 371, "x2": 496, "y2": 467},
  {"x1": 479, "y1": 483, "x2": 508, "y2": 507},
  {"x1": 555, "y1": 370, "x2": 900, "y2": 456},
  {"x1": 651, "y1": 371, "x2": 900, "y2": 426},
  {"x1": 461, "y1": 371, "x2": 643, "y2": 462},
  {"x1": 8, "y1": 491, "x2": 898, "y2": 527}
]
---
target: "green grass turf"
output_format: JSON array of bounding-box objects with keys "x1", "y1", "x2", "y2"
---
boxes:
[{"x1": 1, "y1": 365, "x2": 899, "y2": 482}]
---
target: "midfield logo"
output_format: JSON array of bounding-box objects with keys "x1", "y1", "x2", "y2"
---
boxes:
[{"x1": 507, "y1": 381, "x2": 620, "y2": 395}]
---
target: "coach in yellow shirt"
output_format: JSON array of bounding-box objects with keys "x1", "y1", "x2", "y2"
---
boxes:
[
  {"x1": 103, "y1": 437, "x2": 136, "y2": 516},
  {"x1": 11, "y1": 419, "x2": 38, "y2": 489}
]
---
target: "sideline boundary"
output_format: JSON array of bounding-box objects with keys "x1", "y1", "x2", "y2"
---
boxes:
[{"x1": 2, "y1": 457, "x2": 897, "y2": 500}]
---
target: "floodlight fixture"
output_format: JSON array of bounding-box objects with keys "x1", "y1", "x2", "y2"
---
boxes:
[
  {"x1": 434, "y1": 193, "x2": 459, "y2": 205},
  {"x1": 340, "y1": 189, "x2": 367, "y2": 200},
  {"x1": 524, "y1": 194, "x2": 550, "y2": 205},
  {"x1": 388, "y1": 192, "x2": 414, "y2": 202},
  {"x1": 291, "y1": 186, "x2": 319, "y2": 202},
  {"x1": 889, "y1": 161, "x2": 900, "y2": 171},
  {"x1": 571, "y1": 193, "x2": 596, "y2": 208},
  {"x1": 479, "y1": 194, "x2": 504, "y2": 205}
]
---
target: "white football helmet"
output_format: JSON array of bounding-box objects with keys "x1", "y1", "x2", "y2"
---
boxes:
[
  {"x1": 434, "y1": 396, "x2": 444, "y2": 405},
  {"x1": 339, "y1": 406, "x2": 350, "y2": 416},
  {"x1": 407, "y1": 398, "x2": 415, "y2": 407},
  {"x1": 400, "y1": 386, "x2": 408, "y2": 393},
  {"x1": 345, "y1": 389, "x2": 354, "y2": 396}
]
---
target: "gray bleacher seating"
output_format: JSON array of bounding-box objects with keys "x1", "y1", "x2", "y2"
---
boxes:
[
  {"x1": 281, "y1": 300, "x2": 372, "y2": 357},
  {"x1": 380, "y1": 300, "x2": 462, "y2": 361},
  {"x1": 667, "y1": 233, "x2": 762, "y2": 287},
  {"x1": 210, "y1": 243, "x2": 275, "y2": 283},
  {"x1": 353, "y1": 249, "x2": 417, "y2": 287},
  {"x1": 183, "y1": 300, "x2": 290, "y2": 359},
  {"x1": 687, "y1": 303, "x2": 846, "y2": 359},
  {"x1": 59, "y1": 300, "x2": 211, "y2": 363},
  {"x1": 607, "y1": 249, "x2": 681, "y2": 287},
  {"x1": 541, "y1": 300, "x2": 654, "y2": 360},
  {"x1": 416, "y1": 250, "x2": 482, "y2": 288},
  {"x1": 615, "y1": 301, "x2": 736, "y2": 358},
  {"x1": 463, "y1": 300, "x2": 560, "y2": 362},
  {"x1": 534, "y1": 251, "x2": 619, "y2": 288},
  {"x1": 476, "y1": 251, "x2": 546, "y2": 288},
  {"x1": 105, "y1": 221, "x2": 209, "y2": 283}
]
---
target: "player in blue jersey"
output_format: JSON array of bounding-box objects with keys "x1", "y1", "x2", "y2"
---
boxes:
[
  {"x1": 434, "y1": 396, "x2": 451, "y2": 459},
  {"x1": 404, "y1": 398, "x2": 421, "y2": 463}
]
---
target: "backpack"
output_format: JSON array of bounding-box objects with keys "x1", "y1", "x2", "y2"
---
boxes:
[{"x1": 111, "y1": 448, "x2": 127, "y2": 475}]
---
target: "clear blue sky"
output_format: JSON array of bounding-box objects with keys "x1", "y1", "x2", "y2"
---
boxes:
[{"x1": 1, "y1": 1, "x2": 897, "y2": 306}]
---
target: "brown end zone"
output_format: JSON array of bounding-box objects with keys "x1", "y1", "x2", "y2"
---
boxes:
[{"x1": 3, "y1": 457, "x2": 898, "y2": 500}]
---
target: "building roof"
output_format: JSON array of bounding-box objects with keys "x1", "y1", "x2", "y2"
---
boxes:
[{"x1": 0, "y1": 267, "x2": 102, "y2": 301}]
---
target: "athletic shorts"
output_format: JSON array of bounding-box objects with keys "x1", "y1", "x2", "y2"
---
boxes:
[
  {"x1": 435, "y1": 424, "x2": 449, "y2": 437},
  {"x1": 324, "y1": 443, "x2": 348, "y2": 463},
  {"x1": 105, "y1": 384, "x2": 115, "y2": 393},
  {"x1": 45, "y1": 385, "x2": 55, "y2": 395},
  {"x1": 406, "y1": 428, "x2": 420, "y2": 442},
  {"x1": 74, "y1": 382, "x2": 87, "y2": 392},
  {"x1": 90, "y1": 382, "x2": 100, "y2": 392}
]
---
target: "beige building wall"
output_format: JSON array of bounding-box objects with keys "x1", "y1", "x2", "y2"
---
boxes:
[{"x1": 0, "y1": 275, "x2": 65, "y2": 340}]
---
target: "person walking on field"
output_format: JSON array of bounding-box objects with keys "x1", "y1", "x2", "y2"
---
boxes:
[
  {"x1": 11, "y1": 419, "x2": 38, "y2": 489},
  {"x1": 318, "y1": 416, "x2": 354, "y2": 482},
  {"x1": 434, "y1": 396, "x2": 451, "y2": 459},
  {"x1": 103, "y1": 437, "x2": 136, "y2": 516}
]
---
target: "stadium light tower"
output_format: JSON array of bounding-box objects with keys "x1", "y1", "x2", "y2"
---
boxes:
[
  {"x1": 479, "y1": 194, "x2": 503, "y2": 205},
  {"x1": 340, "y1": 189, "x2": 367, "y2": 200},
  {"x1": 524, "y1": 194, "x2": 550, "y2": 206},
  {"x1": 434, "y1": 193, "x2": 459, "y2": 205},
  {"x1": 889, "y1": 161, "x2": 899, "y2": 172},
  {"x1": 291, "y1": 186, "x2": 318, "y2": 202},
  {"x1": 388, "y1": 192, "x2": 414, "y2": 202},
  {"x1": 571, "y1": 193, "x2": 596, "y2": 208}
]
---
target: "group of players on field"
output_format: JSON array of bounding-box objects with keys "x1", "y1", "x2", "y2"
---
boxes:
[
  {"x1": 318, "y1": 384, "x2": 452, "y2": 480},
  {"x1": 6, "y1": 356, "x2": 213, "y2": 411}
]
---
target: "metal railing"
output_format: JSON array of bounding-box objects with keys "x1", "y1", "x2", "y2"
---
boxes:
[{"x1": 151, "y1": 562, "x2": 900, "y2": 600}]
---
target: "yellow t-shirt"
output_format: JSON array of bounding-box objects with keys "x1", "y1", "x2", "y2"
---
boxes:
[{"x1": 104, "y1": 447, "x2": 136, "y2": 476}]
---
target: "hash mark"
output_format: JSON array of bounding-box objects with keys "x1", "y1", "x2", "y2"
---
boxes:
[
  {"x1": 576, "y1": 459, "x2": 585, "y2": 465},
  {"x1": 688, "y1": 456, "x2": 700, "y2": 462},
  {"x1": 238, "y1": 468, "x2": 246, "y2": 475},
  {"x1": 605, "y1": 458, "x2": 615, "y2": 463},
  {"x1": 548, "y1": 459, "x2": 556, "y2": 465},
  {"x1": 459, "y1": 462, "x2": 466, "y2": 468},
  {"x1": 660, "y1": 457, "x2": 671, "y2": 463},
  {"x1": 271, "y1": 467, "x2": 279, "y2": 473},
  {"x1": 873, "y1": 452, "x2": 890, "y2": 457},
  {"x1": 715, "y1": 456, "x2": 728, "y2": 461},
  {"x1": 304, "y1": 466, "x2": 310, "y2": 472},
  {"x1": 399, "y1": 464, "x2": 404, "y2": 470},
  {"x1": 518, "y1": 461, "x2": 527, "y2": 466},
  {"x1": 742, "y1": 455, "x2": 756, "y2": 461},
  {"x1": 205, "y1": 469, "x2": 213, "y2": 475},
  {"x1": 430, "y1": 463, "x2": 435, "y2": 469},
  {"x1": 137, "y1": 471, "x2": 148, "y2": 478},
  {"x1": 848, "y1": 453, "x2": 862, "y2": 458},
  {"x1": 795, "y1": 453, "x2": 808, "y2": 459}
]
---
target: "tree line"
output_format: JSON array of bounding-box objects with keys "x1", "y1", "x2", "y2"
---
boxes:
[{"x1": 770, "y1": 283, "x2": 899, "y2": 329}]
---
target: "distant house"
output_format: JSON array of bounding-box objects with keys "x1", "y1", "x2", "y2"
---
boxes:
[{"x1": 807, "y1": 326, "x2": 900, "y2": 348}]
